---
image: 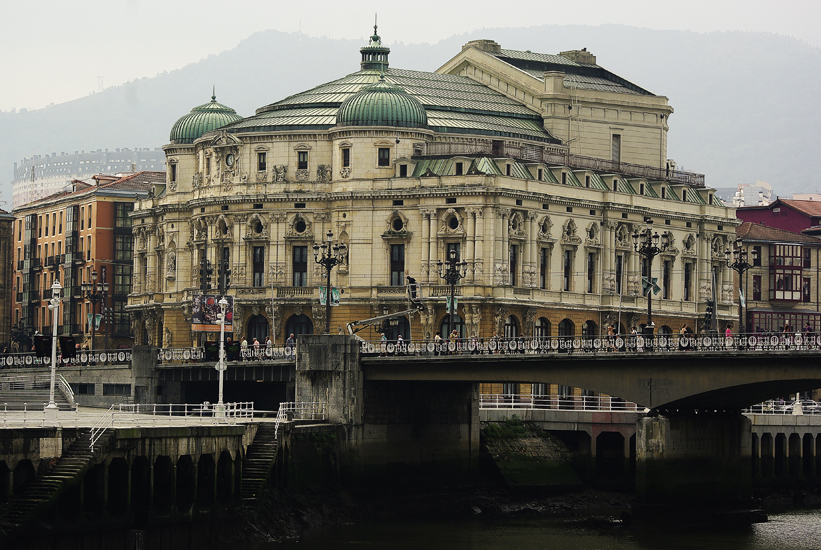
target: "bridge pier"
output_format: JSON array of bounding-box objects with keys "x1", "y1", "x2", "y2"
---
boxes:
[
  {"x1": 296, "y1": 335, "x2": 480, "y2": 488},
  {"x1": 635, "y1": 413, "x2": 754, "y2": 526}
]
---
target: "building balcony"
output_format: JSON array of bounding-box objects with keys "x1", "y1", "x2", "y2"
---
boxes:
[
  {"x1": 417, "y1": 141, "x2": 705, "y2": 187},
  {"x1": 16, "y1": 261, "x2": 23, "y2": 271},
  {"x1": 15, "y1": 292, "x2": 22, "y2": 303},
  {"x1": 275, "y1": 286, "x2": 315, "y2": 298},
  {"x1": 46, "y1": 256, "x2": 54, "y2": 267},
  {"x1": 29, "y1": 291, "x2": 41, "y2": 303},
  {"x1": 31, "y1": 258, "x2": 41, "y2": 270}
]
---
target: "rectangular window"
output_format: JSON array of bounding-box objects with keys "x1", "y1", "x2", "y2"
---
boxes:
[
  {"x1": 615, "y1": 254, "x2": 623, "y2": 294},
  {"x1": 80, "y1": 207, "x2": 84, "y2": 230},
  {"x1": 59, "y1": 212, "x2": 63, "y2": 234},
  {"x1": 114, "y1": 235, "x2": 134, "y2": 262},
  {"x1": 342, "y1": 148, "x2": 350, "y2": 168},
  {"x1": 87, "y1": 205, "x2": 92, "y2": 228},
  {"x1": 38, "y1": 216, "x2": 42, "y2": 237},
  {"x1": 804, "y1": 248, "x2": 811, "y2": 268},
  {"x1": 293, "y1": 246, "x2": 308, "y2": 287},
  {"x1": 510, "y1": 245, "x2": 518, "y2": 286},
  {"x1": 586, "y1": 252, "x2": 595, "y2": 293},
  {"x1": 297, "y1": 151, "x2": 308, "y2": 170},
  {"x1": 611, "y1": 134, "x2": 621, "y2": 163},
  {"x1": 455, "y1": 162, "x2": 463, "y2": 176},
  {"x1": 17, "y1": 219, "x2": 21, "y2": 241},
  {"x1": 683, "y1": 262, "x2": 692, "y2": 301},
  {"x1": 114, "y1": 265, "x2": 132, "y2": 296},
  {"x1": 563, "y1": 249, "x2": 572, "y2": 291},
  {"x1": 663, "y1": 260, "x2": 671, "y2": 299},
  {"x1": 752, "y1": 275, "x2": 762, "y2": 301},
  {"x1": 115, "y1": 203, "x2": 133, "y2": 229},
  {"x1": 661, "y1": 187, "x2": 667, "y2": 199},
  {"x1": 753, "y1": 246, "x2": 762, "y2": 266},
  {"x1": 399, "y1": 164, "x2": 407, "y2": 177},
  {"x1": 253, "y1": 246, "x2": 265, "y2": 287},
  {"x1": 169, "y1": 163, "x2": 177, "y2": 183},
  {"x1": 103, "y1": 384, "x2": 131, "y2": 396},
  {"x1": 257, "y1": 152, "x2": 267, "y2": 172},
  {"x1": 505, "y1": 164, "x2": 511, "y2": 176},
  {"x1": 537, "y1": 168, "x2": 543, "y2": 181},
  {"x1": 561, "y1": 172, "x2": 567, "y2": 185},
  {"x1": 803, "y1": 277, "x2": 811, "y2": 303},
  {"x1": 390, "y1": 244, "x2": 405, "y2": 286},
  {"x1": 71, "y1": 383, "x2": 95, "y2": 395},
  {"x1": 87, "y1": 235, "x2": 92, "y2": 260},
  {"x1": 205, "y1": 157, "x2": 211, "y2": 175},
  {"x1": 378, "y1": 148, "x2": 390, "y2": 167},
  {"x1": 585, "y1": 175, "x2": 590, "y2": 188},
  {"x1": 540, "y1": 248, "x2": 548, "y2": 289}
]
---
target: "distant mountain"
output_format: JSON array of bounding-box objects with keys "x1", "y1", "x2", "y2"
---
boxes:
[{"x1": 2, "y1": 25, "x2": 819, "y2": 204}]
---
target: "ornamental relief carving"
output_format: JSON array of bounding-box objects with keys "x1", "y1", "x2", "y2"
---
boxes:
[
  {"x1": 245, "y1": 213, "x2": 269, "y2": 239},
  {"x1": 317, "y1": 164, "x2": 331, "y2": 183},
  {"x1": 340, "y1": 167, "x2": 351, "y2": 179},
  {"x1": 682, "y1": 235, "x2": 698, "y2": 257},
  {"x1": 285, "y1": 215, "x2": 313, "y2": 238},
  {"x1": 615, "y1": 224, "x2": 631, "y2": 249},
  {"x1": 538, "y1": 216, "x2": 553, "y2": 242},
  {"x1": 192, "y1": 172, "x2": 203, "y2": 188},
  {"x1": 585, "y1": 222, "x2": 600, "y2": 247},
  {"x1": 273, "y1": 165, "x2": 288, "y2": 183},
  {"x1": 438, "y1": 208, "x2": 466, "y2": 237},
  {"x1": 508, "y1": 212, "x2": 527, "y2": 240},
  {"x1": 295, "y1": 169, "x2": 310, "y2": 182},
  {"x1": 561, "y1": 219, "x2": 582, "y2": 246},
  {"x1": 256, "y1": 170, "x2": 268, "y2": 183}
]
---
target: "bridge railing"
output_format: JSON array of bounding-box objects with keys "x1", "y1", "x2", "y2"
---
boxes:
[
  {"x1": 360, "y1": 333, "x2": 821, "y2": 357},
  {"x1": 0, "y1": 349, "x2": 133, "y2": 368},
  {"x1": 743, "y1": 400, "x2": 821, "y2": 415},
  {"x1": 156, "y1": 345, "x2": 296, "y2": 364},
  {"x1": 274, "y1": 401, "x2": 327, "y2": 438},
  {"x1": 480, "y1": 393, "x2": 643, "y2": 412}
]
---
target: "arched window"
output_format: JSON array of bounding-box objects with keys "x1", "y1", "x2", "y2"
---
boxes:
[
  {"x1": 582, "y1": 320, "x2": 598, "y2": 337},
  {"x1": 247, "y1": 315, "x2": 269, "y2": 344},
  {"x1": 535, "y1": 317, "x2": 551, "y2": 338},
  {"x1": 504, "y1": 315, "x2": 519, "y2": 339},
  {"x1": 285, "y1": 314, "x2": 313, "y2": 337},
  {"x1": 659, "y1": 325, "x2": 673, "y2": 335},
  {"x1": 558, "y1": 319, "x2": 575, "y2": 337},
  {"x1": 382, "y1": 316, "x2": 411, "y2": 341},
  {"x1": 439, "y1": 314, "x2": 464, "y2": 338}
]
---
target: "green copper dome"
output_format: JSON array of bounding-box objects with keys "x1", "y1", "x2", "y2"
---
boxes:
[
  {"x1": 169, "y1": 94, "x2": 243, "y2": 144},
  {"x1": 336, "y1": 77, "x2": 427, "y2": 129}
]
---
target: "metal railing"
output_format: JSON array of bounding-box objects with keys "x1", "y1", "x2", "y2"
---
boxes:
[
  {"x1": 481, "y1": 393, "x2": 642, "y2": 412},
  {"x1": 274, "y1": 401, "x2": 327, "y2": 438},
  {"x1": 90, "y1": 401, "x2": 256, "y2": 451},
  {"x1": 156, "y1": 345, "x2": 297, "y2": 364},
  {"x1": 156, "y1": 347, "x2": 205, "y2": 363},
  {"x1": 418, "y1": 141, "x2": 705, "y2": 187},
  {"x1": 0, "y1": 349, "x2": 133, "y2": 368},
  {"x1": 359, "y1": 333, "x2": 821, "y2": 357},
  {"x1": 743, "y1": 400, "x2": 821, "y2": 415}
]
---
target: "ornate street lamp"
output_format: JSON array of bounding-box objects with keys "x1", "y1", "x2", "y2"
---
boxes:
[
  {"x1": 216, "y1": 296, "x2": 228, "y2": 418},
  {"x1": 45, "y1": 280, "x2": 62, "y2": 425},
  {"x1": 632, "y1": 219, "x2": 669, "y2": 336},
  {"x1": 437, "y1": 247, "x2": 468, "y2": 340},
  {"x1": 725, "y1": 238, "x2": 758, "y2": 335},
  {"x1": 313, "y1": 231, "x2": 347, "y2": 335},
  {"x1": 81, "y1": 269, "x2": 109, "y2": 352}
]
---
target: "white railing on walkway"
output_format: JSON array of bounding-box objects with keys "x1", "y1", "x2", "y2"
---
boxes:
[
  {"x1": 274, "y1": 401, "x2": 327, "y2": 438},
  {"x1": 742, "y1": 400, "x2": 821, "y2": 415},
  {"x1": 156, "y1": 345, "x2": 296, "y2": 364},
  {"x1": 0, "y1": 349, "x2": 132, "y2": 368},
  {"x1": 360, "y1": 333, "x2": 821, "y2": 357},
  {"x1": 480, "y1": 393, "x2": 643, "y2": 412}
]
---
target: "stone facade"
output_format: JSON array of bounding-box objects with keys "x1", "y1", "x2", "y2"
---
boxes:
[{"x1": 128, "y1": 34, "x2": 738, "y2": 350}]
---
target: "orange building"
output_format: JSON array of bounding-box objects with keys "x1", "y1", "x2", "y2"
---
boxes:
[{"x1": 11, "y1": 172, "x2": 162, "y2": 350}]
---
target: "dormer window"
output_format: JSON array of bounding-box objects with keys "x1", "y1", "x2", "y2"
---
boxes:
[
  {"x1": 455, "y1": 162, "x2": 463, "y2": 176},
  {"x1": 661, "y1": 187, "x2": 667, "y2": 199},
  {"x1": 399, "y1": 164, "x2": 408, "y2": 177},
  {"x1": 505, "y1": 164, "x2": 512, "y2": 176}
]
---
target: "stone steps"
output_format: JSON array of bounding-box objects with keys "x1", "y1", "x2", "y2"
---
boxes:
[
  {"x1": 240, "y1": 424, "x2": 279, "y2": 504},
  {"x1": 0, "y1": 430, "x2": 113, "y2": 537}
]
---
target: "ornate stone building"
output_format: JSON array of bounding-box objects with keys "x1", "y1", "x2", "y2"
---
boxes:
[{"x1": 128, "y1": 29, "x2": 738, "y2": 350}]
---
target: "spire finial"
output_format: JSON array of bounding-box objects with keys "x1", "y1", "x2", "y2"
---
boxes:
[{"x1": 211, "y1": 85, "x2": 216, "y2": 101}]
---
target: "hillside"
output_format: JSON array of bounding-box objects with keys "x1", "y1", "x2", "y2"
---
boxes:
[{"x1": 2, "y1": 24, "x2": 819, "y2": 204}]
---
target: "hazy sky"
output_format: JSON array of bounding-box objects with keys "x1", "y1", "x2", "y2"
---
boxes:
[{"x1": 1, "y1": 0, "x2": 818, "y2": 112}]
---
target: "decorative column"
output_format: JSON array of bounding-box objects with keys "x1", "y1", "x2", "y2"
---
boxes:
[
  {"x1": 428, "y1": 210, "x2": 438, "y2": 282},
  {"x1": 528, "y1": 212, "x2": 538, "y2": 287},
  {"x1": 502, "y1": 210, "x2": 510, "y2": 285},
  {"x1": 420, "y1": 209, "x2": 430, "y2": 283},
  {"x1": 474, "y1": 208, "x2": 484, "y2": 286},
  {"x1": 466, "y1": 208, "x2": 476, "y2": 282}
]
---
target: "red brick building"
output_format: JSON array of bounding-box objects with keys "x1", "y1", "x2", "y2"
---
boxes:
[{"x1": 11, "y1": 172, "x2": 162, "y2": 350}]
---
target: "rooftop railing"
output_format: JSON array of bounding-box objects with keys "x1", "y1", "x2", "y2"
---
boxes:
[{"x1": 418, "y1": 141, "x2": 705, "y2": 187}]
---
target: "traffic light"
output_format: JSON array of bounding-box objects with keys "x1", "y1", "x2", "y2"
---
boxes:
[
  {"x1": 703, "y1": 299, "x2": 714, "y2": 332},
  {"x1": 219, "y1": 259, "x2": 231, "y2": 294},
  {"x1": 205, "y1": 260, "x2": 214, "y2": 290},
  {"x1": 199, "y1": 260, "x2": 207, "y2": 293}
]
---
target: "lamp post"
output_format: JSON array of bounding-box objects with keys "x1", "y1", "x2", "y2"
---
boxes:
[
  {"x1": 725, "y1": 238, "x2": 757, "y2": 335},
  {"x1": 437, "y1": 247, "x2": 468, "y2": 339},
  {"x1": 632, "y1": 219, "x2": 669, "y2": 336},
  {"x1": 81, "y1": 269, "x2": 109, "y2": 352},
  {"x1": 216, "y1": 296, "x2": 228, "y2": 418},
  {"x1": 313, "y1": 230, "x2": 348, "y2": 335},
  {"x1": 45, "y1": 280, "x2": 62, "y2": 424}
]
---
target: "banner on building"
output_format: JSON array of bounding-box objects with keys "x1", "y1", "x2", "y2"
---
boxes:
[
  {"x1": 445, "y1": 296, "x2": 459, "y2": 312},
  {"x1": 192, "y1": 294, "x2": 234, "y2": 332},
  {"x1": 319, "y1": 286, "x2": 340, "y2": 306}
]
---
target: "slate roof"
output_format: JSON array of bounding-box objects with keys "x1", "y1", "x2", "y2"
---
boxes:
[
  {"x1": 222, "y1": 67, "x2": 558, "y2": 143},
  {"x1": 489, "y1": 48, "x2": 653, "y2": 96},
  {"x1": 737, "y1": 222, "x2": 821, "y2": 244},
  {"x1": 17, "y1": 171, "x2": 162, "y2": 209}
]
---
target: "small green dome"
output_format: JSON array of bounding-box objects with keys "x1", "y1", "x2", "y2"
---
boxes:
[
  {"x1": 336, "y1": 78, "x2": 427, "y2": 129},
  {"x1": 169, "y1": 94, "x2": 243, "y2": 144}
]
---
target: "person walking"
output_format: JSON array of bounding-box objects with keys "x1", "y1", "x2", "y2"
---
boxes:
[{"x1": 286, "y1": 333, "x2": 295, "y2": 359}]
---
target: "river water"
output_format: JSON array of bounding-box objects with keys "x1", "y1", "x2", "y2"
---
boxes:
[{"x1": 246, "y1": 509, "x2": 821, "y2": 550}]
